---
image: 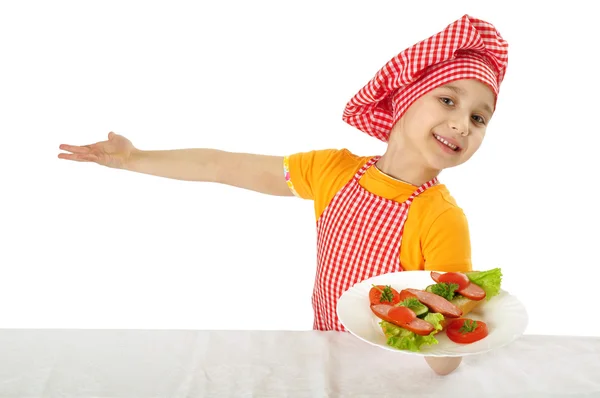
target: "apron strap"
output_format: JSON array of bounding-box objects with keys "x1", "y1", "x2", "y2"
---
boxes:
[
  {"x1": 353, "y1": 156, "x2": 439, "y2": 203},
  {"x1": 405, "y1": 177, "x2": 439, "y2": 205},
  {"x1": 353, "y1": 156, "x2": 381, "y2": 181}
]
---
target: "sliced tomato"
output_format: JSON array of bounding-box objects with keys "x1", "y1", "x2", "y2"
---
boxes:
[
  {"x1": 369, "y1": 285, "x2": 401, "y2": 306},
  {"x1": 446, "y1": 318, "x2": 488, "y2": 344},
  {"x1": 436, "y1": 272, "x2": 470, "y2": 290},
  {"x1": 431, "y1": 271, "x2": 486, "y2": 300},
  {"x1": 388, "y1": 306, "x2": 417, "y2": 324}
]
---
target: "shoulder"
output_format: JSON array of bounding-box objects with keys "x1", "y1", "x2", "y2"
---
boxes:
[
  {"x1": 420, "y1": 184, "x2": 464, "y2": 211},
  {"x1": 285, "y1": 148, "x2": 374, "y2": 201},
  {"x1": 288, "y1": 147, "x2": 368, "y2": 163},
  {"x1": 417, "y1": 185, "x2": 469, "y2": 233},
  {"x1": 287, "y1": 148, "x2": 372, "y2": 174}
]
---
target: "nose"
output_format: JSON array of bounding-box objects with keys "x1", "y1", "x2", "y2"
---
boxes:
[{"x1": 450, "y1": 120, "x2": 469, "y2": 137}]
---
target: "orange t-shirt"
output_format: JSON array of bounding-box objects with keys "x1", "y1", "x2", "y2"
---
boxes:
[{"x1": 284, "y1": 149, "x2": 472, "y2": 272}]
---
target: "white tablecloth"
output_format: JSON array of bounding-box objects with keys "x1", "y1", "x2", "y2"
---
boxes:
[{"x1": 0, "y1": 330, "x2": 598, "y2": 397}]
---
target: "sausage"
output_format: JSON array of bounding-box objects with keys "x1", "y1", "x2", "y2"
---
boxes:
[
  {"x1": 430, "y1": 272, "x2": 486, "y2": 301},
  {"x1": 370, "y1": 304, "x2": 435, "y2": 336},
  {"x1": 457, "y1": 282, "x2": 486, "y2": 301},
  {"x1": 404, "y1": 289, "x2": 462, "y2": 318},
  {"x1": 430, "y1": 271, "x2": 442, "y2": 283}
]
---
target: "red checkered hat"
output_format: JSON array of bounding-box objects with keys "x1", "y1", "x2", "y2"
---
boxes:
[{"x1": 342, "y1": 14, "x2": 509, "y2": 142}]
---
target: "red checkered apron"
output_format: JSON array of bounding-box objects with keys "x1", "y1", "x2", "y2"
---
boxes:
[{"x1": 312, "y1": 156, "x2": 438, "y2": 331}]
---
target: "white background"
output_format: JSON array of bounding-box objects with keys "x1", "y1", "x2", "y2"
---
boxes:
[{"x1": 1, "y1": 1, "x2": 599, "y2": 337}]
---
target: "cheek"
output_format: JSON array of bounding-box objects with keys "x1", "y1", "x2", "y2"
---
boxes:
[{"x1": 465, "y1": 135, "x2": 485, "y2": 155}]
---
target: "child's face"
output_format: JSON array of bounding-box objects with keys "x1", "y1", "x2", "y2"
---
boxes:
[{"x1": 392, "y1": 79, "x2": 495, "y2": 171}]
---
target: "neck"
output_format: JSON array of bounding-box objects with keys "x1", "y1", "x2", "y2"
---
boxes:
[{"x1": 375, "y1": 144, "x2": 440, "y2": 187}]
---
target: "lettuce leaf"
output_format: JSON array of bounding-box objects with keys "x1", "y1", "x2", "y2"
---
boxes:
[
  {"x1": 466, "y1": 268, "x2": 503, "y2": 301},
  {"x1": 380, "y1": 313, "x2": 445, "y2": 352},
  {"x1": 423, "y1": 312, "x2": 444, "y2": 332}
]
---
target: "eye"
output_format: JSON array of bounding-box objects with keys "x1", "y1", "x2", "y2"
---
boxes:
[
  {"x1": 471, "y1": 115, "x2": 486, "y2": 125},
  {"x1": 440, "y1": 97, "x2": 454, "y2": 106}
]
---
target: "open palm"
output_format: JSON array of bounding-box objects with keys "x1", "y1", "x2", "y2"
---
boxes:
[{"x1": 58, "y1": 132, "x2": 136, "y2": 169}]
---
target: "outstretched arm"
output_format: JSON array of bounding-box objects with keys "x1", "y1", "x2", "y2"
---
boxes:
[{"x1": 59, "y1": 132, "x2": 293, "y2": 196}]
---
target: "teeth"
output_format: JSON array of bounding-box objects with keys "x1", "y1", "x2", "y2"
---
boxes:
[{"x1": 434, "y1": 134, "x2": 458, "y2": 150}]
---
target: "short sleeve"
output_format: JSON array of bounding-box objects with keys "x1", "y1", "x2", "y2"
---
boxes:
[
  {"x1": 283, "y1": 149, "x2": 342, "y2": 200},
  {"x1": 422, "y1": 208, "x2": 473, "y2": 272}
]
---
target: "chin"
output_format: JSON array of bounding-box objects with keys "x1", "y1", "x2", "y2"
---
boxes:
[
  {"x1": 424, "y1": 144, "x2": 469, "y2": 171},
  {"x1": 426, "y1": 158, "x2": 461, "y2": 172}
]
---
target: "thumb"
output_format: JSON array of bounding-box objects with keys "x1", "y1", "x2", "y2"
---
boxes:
[{"x1": 108, "y1": 131, "x2": 116, "y2": 139}]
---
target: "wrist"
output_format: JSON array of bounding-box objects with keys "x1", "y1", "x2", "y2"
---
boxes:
[{"x1": 123, "y1": 148, "x2": 143, "y2": 171}]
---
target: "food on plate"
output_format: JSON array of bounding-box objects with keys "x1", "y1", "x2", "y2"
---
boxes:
[
  {"x1": 370, "y1": 304, "x2": 434, "y2": 335},
  {"x1": 368, "y1": 268, "x2": 502, "y2": 352},
  {"x1": 402, "y1": 289, "x2": 463, "y2": 318},
  {"x1": 394, "y1": 297, "x2": 429, "y2": 318},
  {"x1": 435, "y1": 271, "x2": 470, "y2": 290},
  {"x1": 445, "y1": 318, "x2": 489, "y2": 344},
  {"x1": 427, "y1": 268, "x2": 502, "y2": 323},
  {"x1": 369, "y1": 285, "x2": 401, "y2": 306}
]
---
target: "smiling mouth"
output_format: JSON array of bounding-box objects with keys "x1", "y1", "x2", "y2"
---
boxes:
[{"x1": 433, "y1": 133, "x2": 461, "y2": 152}]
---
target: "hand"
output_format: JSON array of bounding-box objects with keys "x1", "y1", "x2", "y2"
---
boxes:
[
  {"x1": 58, "y1": 132, "x2": 137, "y2": 169},
  {"x1": 424, "y1": 356, "x2": 462, "y2": 375}
]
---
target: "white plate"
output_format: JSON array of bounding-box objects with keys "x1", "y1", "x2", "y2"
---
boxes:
[{"x1": 336, "y1": 270, "x2": 528, "y2": 357}]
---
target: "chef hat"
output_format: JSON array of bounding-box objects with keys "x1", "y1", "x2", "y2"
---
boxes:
[{"x1": 342, "y1": 14, "x2": 509, "y2": 142}]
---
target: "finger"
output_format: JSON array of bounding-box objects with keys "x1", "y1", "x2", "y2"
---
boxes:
[
  {"x1": 58, "y1": 153, "x2": 85, "y2": 161},
  {"x1": 108, "y1": 131, "x2": 115, "y2": 139},
  {"x1": 58, "y1": 144, "x2": 92, "y2": 154},
  {"x1": 58, "y1": 153, "x2": 99, "y2": 162}
]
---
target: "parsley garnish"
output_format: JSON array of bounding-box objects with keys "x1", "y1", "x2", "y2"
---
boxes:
[
  {"x1": 459, "y1": 319, "x2": 478, "y2": 334},
  {"x1": 372, "y1": 284, "x2": 395, "y2": 303},
  {"x1": 398, "y1": 297, "x2": 421, "y2": 309},
  {"x1": 380, "y1": 285, "x2": 395, "y2": 303},
  {"x1": 430, "y1": 282, "x2": 459, "y2": 301}
]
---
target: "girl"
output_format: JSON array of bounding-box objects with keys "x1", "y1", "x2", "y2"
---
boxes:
[{"x1": 58, "y1": 14, "x2": 508, "y2": 375}]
